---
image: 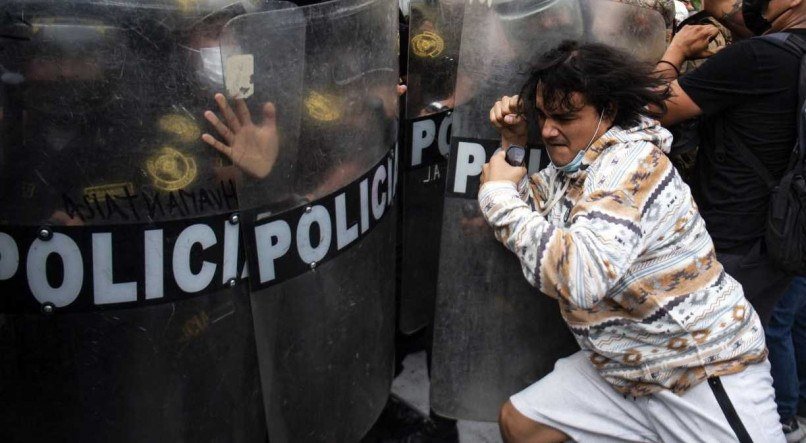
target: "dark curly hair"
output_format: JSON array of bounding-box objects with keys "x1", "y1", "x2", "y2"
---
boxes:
[{"x1": 518, "y1": 41, "x2": 670, "y2": 129}]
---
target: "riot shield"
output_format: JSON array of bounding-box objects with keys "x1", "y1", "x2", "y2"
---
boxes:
[
  {"x1": 431, "y1": 0, "x2": 667, "y2": 421},
  {"x1": 583, "y1": 0, "x2": 668, "y2": 62},
  {"x1": 0, "y1": 1, "x2": 268, "y2": 440},
  {"x1": 225, "y1": 0, "x2": 400, "y2": 441},
  {"x1": 398, "y1": 0, "x2": 465, "y2": 335}
]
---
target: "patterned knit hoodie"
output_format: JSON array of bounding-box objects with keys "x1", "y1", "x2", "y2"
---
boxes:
[{"x1": 478, "y1": 116, "x2": 767, "y2": 396}]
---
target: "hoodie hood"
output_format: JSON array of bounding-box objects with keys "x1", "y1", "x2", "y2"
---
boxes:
[
  {"x1": 529, "y1": 116, "x2": 672, "y2": 213},
  {"x1": 572, "y1": 115, "x2": 672, "y2": 177}
]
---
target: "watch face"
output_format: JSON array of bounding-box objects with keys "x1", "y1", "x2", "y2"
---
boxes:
[
  {"x1": 506, "y1": 145, "x2": 526, "y2": 167},
  {"x1": 424, "y1": 101, "x2": 448, "y2": 113}
]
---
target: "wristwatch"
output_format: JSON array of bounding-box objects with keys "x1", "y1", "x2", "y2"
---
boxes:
[
  {"x1": 424, "y1": 101, "x2": 449, "y2": 113},
  {"x1": 505, "y1": 144, "x2": 527, "y2": 167}
]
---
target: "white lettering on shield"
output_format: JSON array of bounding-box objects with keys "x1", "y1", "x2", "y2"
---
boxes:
[
  {"x1": 2, "y1": 150, "x2": 398, "y2": 308},
  {"x1": 0, "y1": 232, "x2": 20, "y2": 280},
  {"x1": 411, "y1": 119, "x2": 436, "y2": 167},
  {"x1": 27, "y1": 233, "x2": 83, "y2": 307},
  {"x1": 410, "y1": 115, "x2": 452, "y2": 167},
  {"x1": 453, "y1": 141, "x2": 486, "y2": 194},
  {"x1": 93, "y1": 232, "x2": 137, "y2": 305},
  {"x1": 145, "y1": 229, "x2": 164, "y2": 300},
  {"x1": 255, "y1": 220, "x2": 292, "y2": 284},
  {"x1": 173, "y1": 224, "x2": 217, "y2": 293},
  {"x1": 297, "y1": 205, "x2": 331, "y2": 265},
  {"x1": 372, "y1": 165, "x2": 387, "y2": 220},
  {"x1": 336, "y1": 193, "x2": 359, "y2": 250},
  {"x1": 360, "y1": 178, "x2": 370, "y2": 234}
]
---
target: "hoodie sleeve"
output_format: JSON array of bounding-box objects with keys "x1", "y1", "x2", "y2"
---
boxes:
[
  {"x1": 516, "y1": 175, "x2": 530, "y2": 201},
  {"x1": 478, "y1": 148, "x2": 658, "y2": 309}
]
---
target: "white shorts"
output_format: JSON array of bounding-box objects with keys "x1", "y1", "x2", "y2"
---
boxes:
[{"x1": 510, "y1": 351, "x2": 784, "y2": 442}]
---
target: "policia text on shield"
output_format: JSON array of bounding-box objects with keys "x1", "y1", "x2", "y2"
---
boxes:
[{"x1": 0, "y1": 0, "x2": 401, "y2": 441}]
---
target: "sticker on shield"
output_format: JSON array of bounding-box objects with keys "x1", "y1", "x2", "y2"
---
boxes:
[{"x1": 225, "y1": 54, "x2": 255, "y2": 99}]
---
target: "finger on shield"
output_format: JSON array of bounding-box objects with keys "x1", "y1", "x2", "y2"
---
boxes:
[
  {"x1": 215, "y1": 93, "x2": 242, "y2": 132},
  {"x1": 204, "y1": 110, "x2": 234, "y2": 143},
  {"x1": 261, "y1": 102, "x2": 277, "y2": 129},
  {"x1": 202, "y1": 133, "x2": 232, "y2": 158},
  {"x1": 234, "y1": 99, "x2": 252, "y2": 125}
]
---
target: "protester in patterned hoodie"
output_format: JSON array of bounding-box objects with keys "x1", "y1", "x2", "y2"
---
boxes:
[{"x1": 480, "y1": 41, "x2": 783, "y2": 443}]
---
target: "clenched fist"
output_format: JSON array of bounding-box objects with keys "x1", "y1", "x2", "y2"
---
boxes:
[{"x1": 490, "y1": 94, "x2": 528, "y2": 148}]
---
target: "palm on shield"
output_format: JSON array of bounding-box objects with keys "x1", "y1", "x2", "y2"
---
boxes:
[
  {"x1": 431, "y1": 0, "x2": 667, "y2": 421},
  {"x1": 398, "y1": 0, "x2": 465, "y2": 335},
  {"x1": 221, "y1": 0, "x2": 400, "y2": 441},
  {"x1": 0, "y1": 1, "x2": 274, "y2": 440}
]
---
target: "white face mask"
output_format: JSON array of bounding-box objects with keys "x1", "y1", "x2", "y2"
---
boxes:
[{"x1": 197, "y1": 46, "x2": 224, "y2": 88}]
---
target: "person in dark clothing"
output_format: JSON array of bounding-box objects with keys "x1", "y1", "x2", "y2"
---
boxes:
[{"x1": 654, "y1": 4, "x2": 806, "y2": 324}]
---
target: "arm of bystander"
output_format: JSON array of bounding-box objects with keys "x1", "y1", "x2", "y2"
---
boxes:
[{"x1": 653, "y1": 24, "x2": 718, "y2": 125}]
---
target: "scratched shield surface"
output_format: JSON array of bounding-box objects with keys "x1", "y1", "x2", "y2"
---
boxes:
[
  {"x1": 397, "y1": 0, "x2": 465, "y2": 335},
  {"x1": 430, "y1": 0, "x2": 666, "y2": 421},
  {"x1": 0, "y1": 1, "x2": 274, "y2": 441},
  {"x1": 226, "y1": 0, "x2": 400, "y2": 441}
]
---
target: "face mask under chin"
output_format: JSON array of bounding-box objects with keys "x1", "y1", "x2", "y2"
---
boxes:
[
  {"x1": 548, "y1": 109, "x2": 605, "y2": 174},
  {"x1": 555, "y1": 149, "x2": 586, "y2": 173}
]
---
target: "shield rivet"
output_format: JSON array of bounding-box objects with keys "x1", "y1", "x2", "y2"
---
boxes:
[
  {"x1": 41, "y1": 303, "x2": 55, "y2": 315},
  {"x1": 38, "y1": 227, "x2": 53, "y2": 241},
  {"x1": 310, "y1": 261, "x2": 317, "y2": 270},
  {"x1": 229, "y1": 213, "x2": 240, "y2": 225},
  {"x1": 305, "y1": 206, "x2": 312, "y2": 213},
  {"x1": 226, "y1": 278, "x2": 237, "y2": 288}
]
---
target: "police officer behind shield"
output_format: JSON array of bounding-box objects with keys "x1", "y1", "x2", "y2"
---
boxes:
[
  {"x1": 180, "y1": 4, "x2": 281, "y2": 182},
  {"x1": 481, "y1": 41, "x2": 782, "y2": 442}
]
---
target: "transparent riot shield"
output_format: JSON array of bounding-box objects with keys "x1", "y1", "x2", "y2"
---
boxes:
[
  {"x1": 0, "y1": 1, "x2": 268, "y2": 440},
  {"x1": 431, "y1": 0, "x2": 667, "y2": 421},
  {"x1": 583, "y1": 0, "x2": 667, "y2": 62},
  {"x1": 398, "y1": 0, "x2": 465, "y2": 335},
  {"x1": 224, "y1": 0, "x2": 400, "y2": 440}
]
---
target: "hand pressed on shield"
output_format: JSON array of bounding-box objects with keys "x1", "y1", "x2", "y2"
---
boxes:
[
  {"x1": 490, "y1": 95, "x2": 528, "y2": 148},
  {"x1": 480, "y1": 148, "x2": 527, "y2": 186},
  {"x1": 202, "y1": 93, "x2": 279, "y2": 179}
]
